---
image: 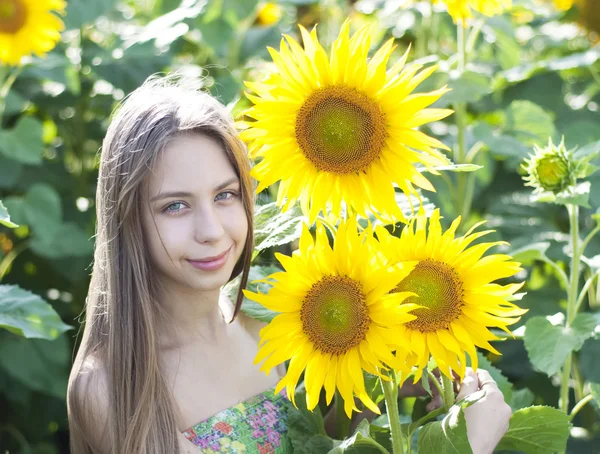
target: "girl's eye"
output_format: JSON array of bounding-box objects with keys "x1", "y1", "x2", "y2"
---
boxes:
[
  {"x1": 215, "y1": 191, "x2": 238, "y2": 202},
  {"x1": 163, "y1": 202, "x2": 185, "y2": 213}
]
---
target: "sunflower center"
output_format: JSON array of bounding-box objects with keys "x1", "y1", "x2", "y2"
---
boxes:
[
  {"x1": 394, "y1": 259, "x2": 463, "y2": 333},
  {"x1": 300, "y1": 275, "x2": 370, "y2": 355},
  {"x1": 536, "y1": 155, "x2": 569, "y2": 192},
  {"x1": 295, "y1": 86, "x2": 387, "y2": 174},
  {"x1": 0, "y1": 0, "x2": 27, "y2": 34}
]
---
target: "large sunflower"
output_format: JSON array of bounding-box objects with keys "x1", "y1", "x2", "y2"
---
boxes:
[
  {"x1": 244, "y1": 218, "x2": 419, "y2": 417},
  {"x1": 240, "y1": 21, "x2": 452, "y2": 224},
  {"x1": 375, "y1": 209, "x2": 527, "y2": 381},
  {"x1": 0, "y1": 0, "x2": 65, "y2": 66},
  {"x1": 441, "y1": 0, "x2": 512, "y2": 23}
]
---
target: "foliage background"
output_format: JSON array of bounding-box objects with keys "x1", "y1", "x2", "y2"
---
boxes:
[{"x1": 0, "y1": 0, "x2": 599, "y2": 452}]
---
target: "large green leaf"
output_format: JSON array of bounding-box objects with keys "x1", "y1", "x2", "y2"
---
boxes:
[
  {"x1": 495, "y1": 406, "x2": 570, "y2": 453},
  {"x1": 0, "y1": 200, "x2": 18, "y2": 228},
  {"x1": 30, "y1": 222, "x2": 94, "y2": 259},
  {"x1": 239, "y1": 265, "x2": 282, "y2": 323},
  {"x1": 505, "y1": 100, "x2": 556, "y2": 147},
  {"x1": 23, "y1": 183, "x2": 63, "y2": 243},
  {"x1": 286, "y1": 389, "x2": 331, "y2": 454},
  {"x1": 0, "y1": 285, "x2": 72, "y2": 339},
  {"x1": 329, "y1": 420, "x2": 389, "y2": 454},
  {"x1": 64, "y1": 0, "x2": 119, "y2": 29},
  {"x1": 0, "y1": 117, "x2": 44, "y2": 165},
  {"x1": 442, "y1": 71, "x2": 491, "y2": 105},
  {"x1": 524, "y1": 314, "x2": 598, "y2": 376},
  {"x1": 254, "y1": 202, "x2": 304, "y2": 252},
  {"x1": 0, "y1": 334, "x2": 70, "y2": 399},
  {"x1": 0, "y1": 155, "x2": 22, "y2": 189}
]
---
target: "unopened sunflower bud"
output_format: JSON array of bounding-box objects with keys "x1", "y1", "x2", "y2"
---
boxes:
[{"x1": 522, "y1": 138, "x2": 576, "y2": 194}]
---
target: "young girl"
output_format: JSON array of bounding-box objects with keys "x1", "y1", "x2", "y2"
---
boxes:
[{"x1": 66, "y1": 74, "x2": 511, "y2": 454}]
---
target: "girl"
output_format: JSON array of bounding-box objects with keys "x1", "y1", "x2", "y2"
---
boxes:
[{"x1": 66, "y1": 74, "x2": 511, "y2": 454}]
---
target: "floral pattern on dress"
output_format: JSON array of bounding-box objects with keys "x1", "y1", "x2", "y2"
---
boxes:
[{"x1": 182, "y1": 387, "x2": 293, "y2": 453}]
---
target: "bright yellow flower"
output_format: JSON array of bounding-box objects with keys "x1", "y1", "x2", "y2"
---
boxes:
[
  {"x1": 375, "y1": 209, "x2": 527, "y2": 381},
  {"x1": 240, "y1": 21, "x2": 452, "y2": 224},
  {"x1": 0, "y1": 0, "x2": 65, "y2": 66},
  {"x1": 553, "y1": 0, "x2": 574, "y2": 9},
  {"x1": 440, "y1": 0, "x2": 512, "y2": 23},
  {"x1": 256, "y1": 2, "x2": 282, "y2": 26},
  {"x1": 244, "y1": 218, "x2": 419, "y2": 417}
]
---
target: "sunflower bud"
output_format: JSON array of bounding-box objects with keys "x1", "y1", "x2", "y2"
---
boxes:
[{"x1": 522, "y1": 138, "x2": 576, "y2": 194}]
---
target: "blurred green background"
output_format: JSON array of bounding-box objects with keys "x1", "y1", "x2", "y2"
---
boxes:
[{"x1": 1, "y1": 0, "x2": 600, "y2": 452}]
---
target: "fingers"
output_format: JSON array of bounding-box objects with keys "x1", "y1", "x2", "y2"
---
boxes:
[
  {"x1": 476, "y1": 369, "x2": 501, "y2": 395},
  {"x1": 456, "y1": 367, "x2": 478, "y2": 402}
]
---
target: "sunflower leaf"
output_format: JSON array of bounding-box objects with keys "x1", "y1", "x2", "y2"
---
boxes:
[
  {"x1": 417, "y1": 396, "x2": 474, "y2": 454},
  {"x1": 524, "y1": 314, "x2": 598, "y2": 376},
  {"x1": 0, "y1": 200, "x2": 18, "y2": 229},
  {"x1": 328, "y1": 419, "x2": 390, "y2": 454},
  {"x1": 509, "y1": 242, "x2": 551, "y2": 265},
  {"x1": 254, "y1": 202, "x2": 304, "y2": 251},
  {"x1": 0, "y1": 285, "x2": 72, "y2": 339},
  {"x1": 495, "y1": 406, "x2": 570, "y2": 453}
]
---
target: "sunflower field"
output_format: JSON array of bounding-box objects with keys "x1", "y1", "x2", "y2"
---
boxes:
[{"x1": 1, "y1": 0, "x2": 600, "y2": 453}]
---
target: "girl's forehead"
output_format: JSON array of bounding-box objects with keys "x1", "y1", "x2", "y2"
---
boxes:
[{"x1": 147, "y1": 134, "x2": 238, "y2": 195}]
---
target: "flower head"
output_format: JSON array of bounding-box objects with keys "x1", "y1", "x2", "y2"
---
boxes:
[
  {"x1": 244, "y1": 218, "x2": 420, "y2": 417},
  {"x1": 376, "y1": 209, "x2": 527, "y2": 381},
  {"x1": 0, "y1": 0, "x2": 66, "y2": 66},
  {"x1": 522, "y1": 138, "x2": 576, "y2": 194},
  {"x1": 256, "y1": 3, "x2": 282, "y2": 27},
  {"x1": 240, "y1": 21, "x2": 452, "y2": 224},
  {"x1": 440, "y1": 0, "x2": 512, "y2": 23}
]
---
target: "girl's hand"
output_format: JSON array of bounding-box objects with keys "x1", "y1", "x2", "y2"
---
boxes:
[{"x1": 457, "y1": 368, "x2": 512, "y2": 454}]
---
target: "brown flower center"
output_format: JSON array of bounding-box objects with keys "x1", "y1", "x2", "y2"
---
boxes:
[
  {"x1": 0, "y1": 0, "x2": 27, "y2": 34},
  {"x1": 393, "y1": 259, "x2": 464, "y2": 332},
  {"x1": 301, "y1": 275, "x2": 370, "y2": 355},
  {"x1": 295, "y1": 86, "x2": 387, "y2": 174}
]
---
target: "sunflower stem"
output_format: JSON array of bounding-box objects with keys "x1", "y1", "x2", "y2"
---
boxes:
[
  {"x1": 559, "y1": 204, "x2": 581, "y2": 421},
  {"x1": 335, "y1": 390, "x2": 351, "y2": 440},
  {"x1": 440, "y1": 373, "x2": 455, "y2": 412},
  {"x1": 381, "y1": 371, "x2": 406, "y2": 454},
  {"x1": 0, "y1": 65, "x2": 22, "y2": 125},
  {"x1": 453, "y1": 21, "x2": 472, "y2": 225}
]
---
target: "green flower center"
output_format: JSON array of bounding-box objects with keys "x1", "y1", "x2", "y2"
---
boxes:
[
  {"x1": 536, "y1": 155, "x2": 569, "y2": 192},
  {"x1": 296, "y1": 86, "x2": 387, "y2": 174},
  {"x1": 301, "y1": 275, "x2": 370, "y2": 355},
  {"x1": 0, "y1": 0, "x2": 26, "y2": 34},
  {"x1": 394, "y1": 259, "x2": 464, "y2": 333}
]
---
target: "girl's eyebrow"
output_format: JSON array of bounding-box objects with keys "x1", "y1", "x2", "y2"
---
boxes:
[{"x1": 150, "y1": 177, "x2": 240, "y2": 202}]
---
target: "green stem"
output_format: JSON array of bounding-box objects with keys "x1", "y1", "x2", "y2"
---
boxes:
[
  {"x1": 441, "y1": 373, "x2": 455, "y2": 411},
  {"x1": 540, "y1": 257, "x2": 570, "y2": 290},
  {"x1": 0, "y1": 241, "x2": 28, "y2": 282},
  {"x1": 381, "y1": 371, "x2": 405, "y2": 454},
  {"x1": 569, "y1": 394, "x2": 593, "y2": 421},
  {"x1": 560, "y1": 204, "x2": 581, "y2": 417},
  {"x1": 335, "y1": 390, "x2": 351, "y2": 440},
  {"x1": 580, "y1": 225, "x2": 600, "y2": 257},
  {"x1": 575, "y1": 271, "x2": 599, "y2": 313},
  {"x1": 427, "y1": 369, "x2": 444, "y2": 398},
  {"x1": 0, "y1": 65, "x2": 23, "y2": 124}
]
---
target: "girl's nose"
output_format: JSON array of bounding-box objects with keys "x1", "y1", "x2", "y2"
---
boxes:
[{"x1": 193, "y1": 206, "x2": 225, "y2": 244}]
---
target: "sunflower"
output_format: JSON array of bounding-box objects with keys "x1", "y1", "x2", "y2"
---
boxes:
[
  {"x1": 375, "y1": 209, "x2": 527, "y2": 382},
  {"x1": 240, "y1": 21, "x2": 452, "y2": 224},
  {"x1": 440, "y1": 0, "x2": 512, "y2": 23},
  {"x1": 0, "y1": 0, "x2": 65, "y2": 66},
  {"x1": 244, "y1": 218, "x2": 420, "y2": 417}
]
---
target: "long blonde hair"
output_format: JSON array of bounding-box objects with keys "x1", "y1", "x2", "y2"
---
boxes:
[{"x1": 67, "y1": 74, "x2": 255, "y2": 454}]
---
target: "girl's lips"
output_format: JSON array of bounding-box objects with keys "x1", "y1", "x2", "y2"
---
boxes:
[{"x1": 187, "y1": 247, "x2": 231, "y2": 271}]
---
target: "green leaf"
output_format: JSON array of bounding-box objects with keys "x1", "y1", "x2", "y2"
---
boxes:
[
  {"x1": 510, "y1": 242, "x2": 550, "y2": 265},
  {"x1": 505, "y1": 100, "x2": 556, "y2": 147},
  {"x1": 472, "y1": 122, "x2": 530, "y2": 160},
  {"x1": 418, "y1": 397, "x2": 474, "y2": 454},
  {"x1": 23, "y1": 183, "x2": 63, "y2": 243},
  {"x1": 524, "y1": 314, "x2": 597, "y2": 376},
  {"x1": 29, "y1": 222, "x2": 93, "y2": 259},
  {"x1": 0, "y1": 285, "x2": 72, "y2": 339},
  {"x1": 581, "y1": 338, "x2": 600, "y2": 382},
  {"x1": 442, "y1": 71, "x2": 491, "y2": 105},
  {"x1": 64, "y1": 0, "x2": 119, "y2": 29},
  {"x1": 240, "y1": 26, "x2": 282, "y2": 63},
  {"x1": 0, "y1": 200, "x2": 18, "y2": 228},
  {"x1": 304, "y1": 435, "x2": 334, "y2": 453},
  {"x1": 287, "y1": 389, "x2": 330, "y2": 454},
  {"x1": 574, "y1": 140, "x2": 600, "y2": 162},
  {"x1": 0, "y1": 117, "x2": 44, "y2": 165},
  {"x1": 329, "y1": 420, "x2": 389, "y2": 454},
  {"x1": 0, "y1": 155, "x2": 22, "y2": 188},
  {"x1": 254, "y1": 202, "x2": 304, "y2": 251},
  {"x1": 553, "y1": 181, "x2": 592, "y2": 208},
  {"x1": 510, "y1": 388, "x2": 535, "y2": 411},
  {"x1": 590, "y1": 383, "x2": 600, "y2": 417},
  {"x1": 0, "y1": 334, "x2": 70, "y2": 399},
  {"x1": 495, "y1": 406, "x2": 570, "y2": 453}
]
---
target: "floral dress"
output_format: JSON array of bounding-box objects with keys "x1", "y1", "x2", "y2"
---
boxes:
[{"x1": 181, "y1": 386, "x2": 293, "y2": 453}]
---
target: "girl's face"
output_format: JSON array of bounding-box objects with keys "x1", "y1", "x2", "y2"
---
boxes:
[{"x1": 143, "y1": 134, "x2": 248, "y2": 294}]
